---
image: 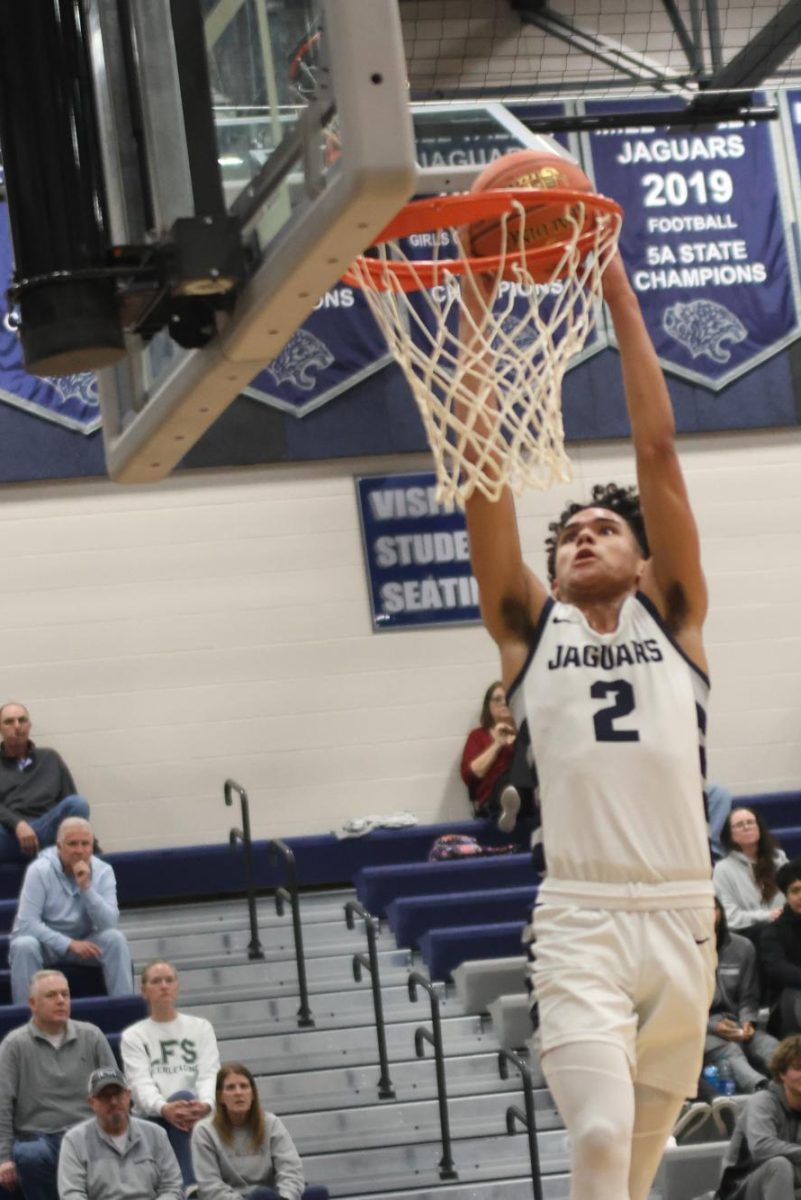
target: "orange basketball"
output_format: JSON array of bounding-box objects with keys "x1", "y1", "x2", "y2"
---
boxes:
[{"x1": 467, "y1": 149, "x2": 595, "y2": 281}]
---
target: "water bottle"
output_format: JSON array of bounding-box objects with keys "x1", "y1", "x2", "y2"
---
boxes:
[
  {"x1": 718, "y1": 1062, "x2": 737, "y2": 1096},
  {"x1": 702, "y1": 1064, "x2": 720, "y2": 1094}
]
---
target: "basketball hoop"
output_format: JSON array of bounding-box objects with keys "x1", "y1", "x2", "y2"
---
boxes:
[{"x1": 344, "y1": 188, "x2": 623, "y2": 505}]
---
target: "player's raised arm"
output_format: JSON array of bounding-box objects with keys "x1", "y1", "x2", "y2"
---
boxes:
[
  {"x1": 602, "y1": 255, "x2": 707, "y2": 653},
  {"x1": 457, "y1": 279, "x2": 550, "y2": 670}
]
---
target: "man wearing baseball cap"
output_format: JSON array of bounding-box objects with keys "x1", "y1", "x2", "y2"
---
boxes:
[{"x1": 57, "y1": 1068, "x2": 182, "y2": 1200}]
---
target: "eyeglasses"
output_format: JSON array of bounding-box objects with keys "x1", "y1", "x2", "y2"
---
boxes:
[{"x1": 730, "y1": 819, "x2": 758, "y2": 830}]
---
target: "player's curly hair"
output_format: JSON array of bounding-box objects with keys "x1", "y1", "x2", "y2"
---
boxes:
[{"x1": 544, "y1": 482, "x2": 649, "y2": 582}]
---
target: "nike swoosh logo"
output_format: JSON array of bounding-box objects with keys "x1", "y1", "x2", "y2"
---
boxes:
[
  {"x1": 553, "y1": 618, "x2": 573, "y2": 624},
  {"x1": 694, "y1": 937, "x2": 710, "y2": 945}
]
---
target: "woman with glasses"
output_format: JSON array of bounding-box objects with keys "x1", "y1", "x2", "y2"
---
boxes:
[{"x1": 713, "y1": 807, "x2": 787, "y2": 943}]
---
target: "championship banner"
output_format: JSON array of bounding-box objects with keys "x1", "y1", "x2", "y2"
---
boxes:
[
  {"x1": 242, "y1": 282, "x2": 394, "y2": 417},
  {"x1": 585, "y1": 98, "x2": 801, "y2": 389},
  {"x1": 0, "y1": 201, "x2": 102, "y2": 434},
  {"x1": 355, "y1": 472, "x2": 480, "y2": 632}
]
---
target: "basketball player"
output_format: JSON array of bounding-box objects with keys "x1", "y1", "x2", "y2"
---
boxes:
[{"x1": 459, "y1": 252, "x2": 715, "y2": 1200}]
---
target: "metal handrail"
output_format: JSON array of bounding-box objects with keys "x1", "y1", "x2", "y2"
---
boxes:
[
  {"x1": 269, "y1": 839, "x2": 314, "y2": 1027},
  {"x1": 498, "y1": 1049, "x2": 544, "y2": 1200},
  {"x1": 345, "y1": 900, "x2": 395, "y2": 1100},
  {"x1": 408, "y1": 971, "x2": 457, "y2": 1180},
  {"x1": 223, "y1": 779, "x2": 264, "y2": 960}
]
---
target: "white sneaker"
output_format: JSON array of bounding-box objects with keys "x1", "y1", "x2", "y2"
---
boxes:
[{"x1": 498, "y1": 787, "x2": 521, "y2": 833}]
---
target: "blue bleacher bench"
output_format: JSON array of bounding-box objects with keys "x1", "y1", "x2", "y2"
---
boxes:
[
  {"x1": 386, "y1": 885, "x2": 537, "y2": 948},
  {"x1": 356, "y1": 853, "x2": 538, "y2": 918},
  {"x1": 420, "y1": 919, "x2": 530, "y2": 980}
]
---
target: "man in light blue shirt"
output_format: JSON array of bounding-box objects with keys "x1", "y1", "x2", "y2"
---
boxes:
[{"x1": 9, "y1": 818, "x2": 134, "y2": 1005}]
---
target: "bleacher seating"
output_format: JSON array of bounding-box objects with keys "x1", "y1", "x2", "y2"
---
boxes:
[
  {"x1": 2, "y1": 792, "x2": 800, "y2": 1200},
  {"x1": 386, "y1": 886, "x2": 535, "y2": 948},
  {"x1": 452, "y1": 957, "x2": 527, "y2": 1014},
  {"x1": 356, "y1": 854, "x2": 537, "y2": 919},
  {"x1": 420, "y1": 921, "x2": 529, "y2": 981},
  {"x1": 0, "y1": 992, "x2": 144, "y2": 1041},
  {"x1": 0, "y1": 820, "x2": 535, "y2": 905}
]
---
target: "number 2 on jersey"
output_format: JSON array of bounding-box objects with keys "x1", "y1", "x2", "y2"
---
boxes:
[{"x1": 591, "y1": 680, "x2": 640, "y2": 742}]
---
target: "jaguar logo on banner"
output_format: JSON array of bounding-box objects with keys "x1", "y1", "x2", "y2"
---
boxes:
[
  {"x1": 243, "y1": 284, "x2": 394, "y2": 417},
  {"x1": 0, "y1": 202, "x2": 102, "y2": 434}
]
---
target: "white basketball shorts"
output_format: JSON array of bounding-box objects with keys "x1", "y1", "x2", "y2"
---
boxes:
[{"x1": 527, "y1": 880, "x2": 716, "y2": 1097}]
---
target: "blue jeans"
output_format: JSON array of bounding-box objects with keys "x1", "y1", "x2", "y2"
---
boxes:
[
  {"x1": 12, "y1": 1132, "x2": 62, "y2": 1200},
  {"x1": 9, "y1": 927, "x2": 133, "y2": 1005},
  {"x1": 151, "y1": 1090, "x2": 197, "y2": 1185},
  {"x1": 0, "y1": 796, "x2": 90, "y2": 864}
]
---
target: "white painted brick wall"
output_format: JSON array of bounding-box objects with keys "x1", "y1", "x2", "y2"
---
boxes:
[{"x1": 1, "y1": 428, "x2": 799, "y2": 851}]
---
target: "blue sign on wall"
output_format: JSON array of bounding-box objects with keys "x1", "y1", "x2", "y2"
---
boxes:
[
  {"x1": 355, "y1": 472, "x2": 480, "y2": 631},
  {"x1": 585, "y1": 98, "x2": 801, "y2": 389}
]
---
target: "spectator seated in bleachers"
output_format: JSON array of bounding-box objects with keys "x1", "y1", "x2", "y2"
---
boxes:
[
  {"x1": 57, "y1": 1066, "x2": 183, "y2": 1200},
  {"x1": 0, "y1": 703, "x2": 90, "y2": 865},
  {"x1": 704, "y1": 897, "x2": 777, "y2": 1094},
  {"x1": 760, "y1": 858, "x2": 801, "y2": 1040},
  {"x1": 715, "y1": 1034, "x2": 801, "y2": 1200},
  {"x1": 460, "y1": 682, "x2": 534, "y2": 833},
  {"x1": 0, "y1": 969, "x2": 117, "y2": 1200},
  {"x1": 121, "y1": 960, "x2": 220, "y2": 1189},
  {"x1": 191, "y1": 1063, "x2": 305, "y2": 1200},
  {"x1": 8, "y1": 818, "x2": 134, "y2": 1006},
  {"x1": 713, "y1": 807, "x2": 787, "y2": 945}
]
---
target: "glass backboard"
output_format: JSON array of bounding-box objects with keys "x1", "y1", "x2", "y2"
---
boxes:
[{"x1": 93, "y1": 0, "x2": 416, "y2": 482}]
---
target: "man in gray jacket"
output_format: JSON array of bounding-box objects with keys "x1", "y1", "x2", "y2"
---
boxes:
[
  {"x1": 9, "y1": 818, "x2": 134, "y2": 1005},
  {"x1": 57, "y1": 1067, "x2": 182, "y2": 1200},
  {"x1": 717, "y1": 1034, "x2": 801, "y2": 1199},
  {"x1": 0, "y1": 970, "x2": 116, "y2": 1200}
]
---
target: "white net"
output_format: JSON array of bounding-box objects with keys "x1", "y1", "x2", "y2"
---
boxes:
[{"x1": 347, "y1": 193, "x2": 622, "y2": 506}]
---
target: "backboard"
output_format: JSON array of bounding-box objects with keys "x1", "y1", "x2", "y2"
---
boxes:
[{"x1": 92, "y1": 0, "x2": 416, "y2": 483}]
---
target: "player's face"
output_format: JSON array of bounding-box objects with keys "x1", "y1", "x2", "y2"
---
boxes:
[
  {"x1": 553, "y1": 508, "x2": 644, "y2": 602},
  {"x1": 488, "y1": 688, "x2": 511, "y2": 726},
  {"x1": 728, "y1": 808, "x2": 760, "y2": 853}
]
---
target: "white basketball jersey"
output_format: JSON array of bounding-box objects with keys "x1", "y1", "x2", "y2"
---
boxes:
[{"x1": 508, "y1": 592, "x2": 711, "y2": 887}]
